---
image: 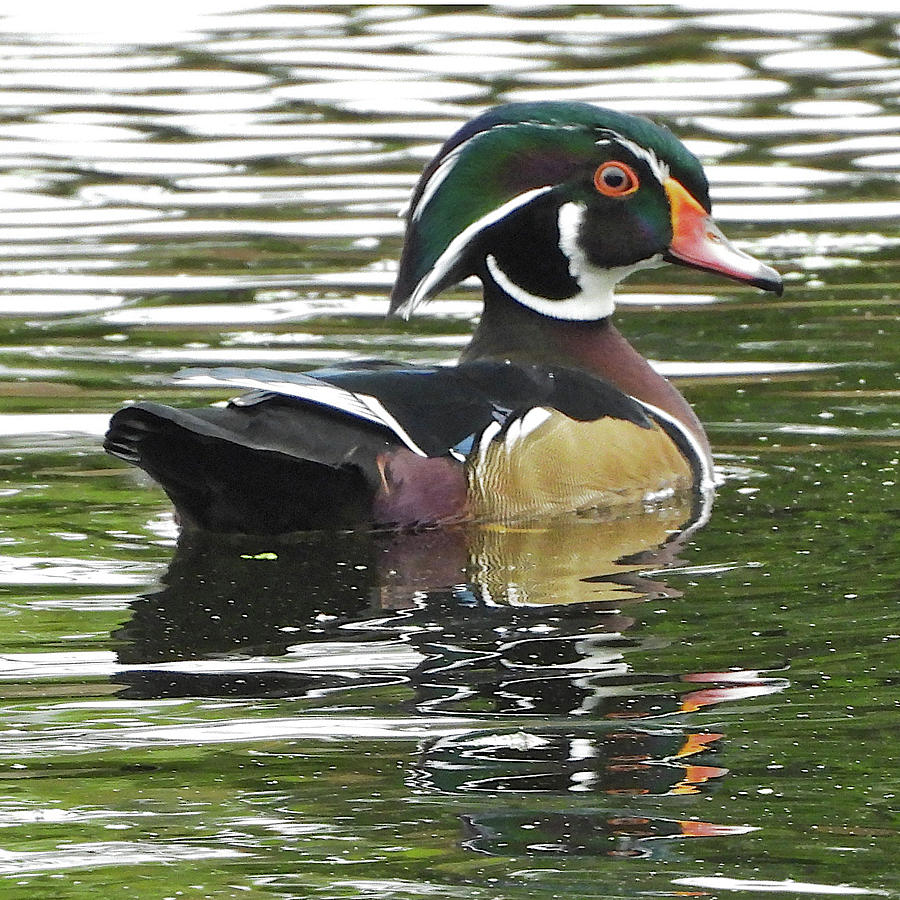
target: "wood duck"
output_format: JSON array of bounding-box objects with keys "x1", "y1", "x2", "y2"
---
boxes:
[{"x1": 105, "y1": 101, "x2": 782, "y2": 534}]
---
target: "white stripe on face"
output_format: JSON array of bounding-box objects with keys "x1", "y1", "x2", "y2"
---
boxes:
[
  {"x1": 486, "y1": 252, "x2": 614, "y2": 322},
  {"x1": 481, "y1": 200, "x2": 662, "y2": 322},
  {"x1": 409, "y1": 142, "x2": 467, "y2": 223},
  {"x1": 598, "y1": 135, "x2": 670, "y2": 188},
  {"x1": 397, "y1": 186, "x2": 554, "y2": 317}
]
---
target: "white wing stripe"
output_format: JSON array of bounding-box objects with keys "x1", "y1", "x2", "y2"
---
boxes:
[
  {"x1": 353, "y1": 394, "x2": 429, "y2": 457},
  {"x1": 176, "y1": 371, "x2": 428, "y2": 457}
]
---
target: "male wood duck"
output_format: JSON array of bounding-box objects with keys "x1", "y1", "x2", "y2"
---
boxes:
[{"x1": 105, "y1": 101, "x2": 782, "y2": 534}]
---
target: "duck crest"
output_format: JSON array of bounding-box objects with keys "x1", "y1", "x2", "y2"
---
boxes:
[{"x1": 390, "y1": 101, "x2": 711, "y2": 318}]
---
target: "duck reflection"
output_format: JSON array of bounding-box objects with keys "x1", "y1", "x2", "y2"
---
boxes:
[
  {"x1": 459, "y1": 810, "x2": 756, "y2": 859},
  {"x1": 113, "y1": 496, "x2": 787, "y2": 860},
  {"x1": 416, "y1": 729, "x2": 728, "y2": 797},
  {"x1": 116, "y1": 498, "x2": 700, "y2": 673}
]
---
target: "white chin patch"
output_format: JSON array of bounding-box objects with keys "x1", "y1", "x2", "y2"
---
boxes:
[
  {"x1": 485, "y1": 202, "x2": 662, "y2": 322},
  {"x1": 484, "y1": 253, "x2": 613, "y2": 321}
]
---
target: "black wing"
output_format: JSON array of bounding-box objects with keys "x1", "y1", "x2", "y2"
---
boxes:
[{"x1": 173, "y1": 359, "x2": 654, "y2": 459}]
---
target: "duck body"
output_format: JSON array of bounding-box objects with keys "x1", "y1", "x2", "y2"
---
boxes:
[
  {"x1": 105, "y1": 101, "x2": 782, "y2": 534},
  {"x1": 107, "y1": 356, "x2": 703, "y2": 532}
]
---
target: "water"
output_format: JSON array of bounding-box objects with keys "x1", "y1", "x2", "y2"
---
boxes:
[{"x1": 0, "y1": 4, "x2": 898, "y2": 898}]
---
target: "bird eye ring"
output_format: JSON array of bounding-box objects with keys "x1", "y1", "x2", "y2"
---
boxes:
[{"x1": 594, "y1": 161, "x2": 639, "y2": 197}]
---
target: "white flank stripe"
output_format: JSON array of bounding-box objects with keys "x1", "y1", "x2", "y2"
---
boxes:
[
  {"x1": 473, "y1": 420, "x2": 502, "y2": 467},
  {"x1": 518, "y1": 406, "x2": 553, "y2": 438},
  {"x1": 501, "y1": 407, "x2": 552, "y2": 452},
  {"x1": 633, "y1": 396, "x2": 715, "y2": 493}
]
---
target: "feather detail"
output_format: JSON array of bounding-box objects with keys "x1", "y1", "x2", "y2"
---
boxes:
[{"x1": 175, "y1": 367, "x2": 429, "y2": 457}]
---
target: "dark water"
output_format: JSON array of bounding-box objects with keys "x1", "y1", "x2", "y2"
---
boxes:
[{"x1": 0, "y1": 5, "x2": 898, "y2": 899}]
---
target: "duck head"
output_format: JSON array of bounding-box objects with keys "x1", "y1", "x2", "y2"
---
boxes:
[{"x1": 390, "y1": 101, "x2": 782, "y2": 320}]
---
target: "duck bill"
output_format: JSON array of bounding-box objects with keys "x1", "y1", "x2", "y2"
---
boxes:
[{"x1": 663, "y1": 177, "x2": 783, "y2": 295}]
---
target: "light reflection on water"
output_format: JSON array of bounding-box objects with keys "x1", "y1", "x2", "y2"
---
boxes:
[{"x1": 0, "y1": 4, "x2": 897, "y2": 898}]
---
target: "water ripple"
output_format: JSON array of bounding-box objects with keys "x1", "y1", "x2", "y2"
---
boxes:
[{"x1": 0, "y1": 841, "x2": 247, "y2": 875}]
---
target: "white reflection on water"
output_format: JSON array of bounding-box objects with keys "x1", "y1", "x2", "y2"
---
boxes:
[
  {"x1": 0, "y1": 207, "x2": 170, "y2": 226},
  {"x1": 151, "y1": 118, "x2": 460, "y2": 141},
  {"x1": 761, "y1": 48, "x2": 890, "y2": 71},
  {"x1": 0, "y1": 214, "x2": 403, "y2": 242},
  {"x1": 713, "y1": 200, "x2": 900, "y2": 223},
  {"x1": 0, "y1": 294, "x2": 125, "y2": 314},
  {"x1": 683, "y1": 137, "x2": 744, "y2": 159},
  {"x1": 522, "y1": 61, "x2": 752, "y2": 84},
  {"x1": 177, "y1": 172, "x2": 418, "y2": 191},
  {"x1": 673, "y1": 876, "x2": 887, "y2": 896},
  {"x1": 714, "y1": 422, "x2": 900, "y2": 440},
  {"x1": 0, "y1": 806, "x2": 162, "y2": 825},
  {"x1": 0, "y1": 714, "x2": 475, "y2": 755},
  {"x1": 0, "y1": 53, "x2": 174, "y2": 72},
  {"x1": 712, "y1": 185, "x2": 810, "y2": 201},
  {"x1": 81, "y1": 183, "x2": 411, "y2": 209},
  {"x1": 773, "y1": 135, "x2": 900, "y2": 157},
  {"x1": 0, "y1": 6, "x2": 344, "y2": 39},
  {"x1": 696, "y1": 114, "x2": 900, "y2": 136},
  {"x1": 0, "y1": 340, "x2": 835, "y2": 377},
  {"x1": 787, "y1": 100, "x2": 883, "y2": 116},
  {"x1": 692, "y1": 12, "x2": 869, "y2": 34},
  {"x1": 700, "y1": 163, "x2": 849, "y2": 185},
  {"x1": 99, "y1": 295, "x2": 471, "y2": 325},
  {"x1": 750, "y1": 230, "x2": 900, "y2": 256},
  {"x1": 0, "y1": 640, "x2": 425, "y2": 680},
  {"x1": 1, "y1": 68, "x2": 273, "y2": 92},
  {"x1": 364, "y1": 13, "x2": 677, "y2": 38},
  {"x1": 2, "y1": 273, "x2": 368, "y2": 295},
  {"x1": 0, "y1": 555, "x2": 158, "y2": 585},
  {"x1": 250, "y1": 49, "x2": 547, "y2": 76},
  {"x1": 0, "y1": 136, "x2": 379, "y2": 162},
  {"x1": 333, "y1": 879, "x2": 483, "y2": 899},
  {"x1": 0, "y1": 842, "x2": 246, "y2": 875},
  {"x1": 1, "y1": 120, "x2": 142, "y2": 143},
  {"x1": 651, "y1": 361, "x2": 834, "y2": 377},
  {"x1": 0, "y1": 89, "x2": 277, "y2": 114},
  {"x1": 506, "y1": 77, "x2": 787, "y2": 102},
  {"x1": 276, "y1": 79, "x2": 488, "y2": 107},
  {"x1": 855, "y1": 151, "x2": 900, "y2": 168}
]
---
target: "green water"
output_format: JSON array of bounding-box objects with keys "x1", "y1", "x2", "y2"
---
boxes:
[{"x1": 0, "y1": 5, "x2": 898, "y2": 899}]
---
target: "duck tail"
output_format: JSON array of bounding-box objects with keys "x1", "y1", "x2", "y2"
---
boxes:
[{"x1": 104, "y1": 403, "x2": 372, "y2": 533}]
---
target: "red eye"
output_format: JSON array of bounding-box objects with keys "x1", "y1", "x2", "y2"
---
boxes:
[{"x1": 594, "y1": 161, "x2": 639, "y2": 197}]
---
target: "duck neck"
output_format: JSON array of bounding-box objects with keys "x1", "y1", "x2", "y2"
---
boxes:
[{"x1": 461, "y1": 290, "x2": 712, "y2": 461}]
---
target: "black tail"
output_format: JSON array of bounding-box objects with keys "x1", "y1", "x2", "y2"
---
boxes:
[{"x1": 105, "y1": 403, "x2": 374, "y2": 533}]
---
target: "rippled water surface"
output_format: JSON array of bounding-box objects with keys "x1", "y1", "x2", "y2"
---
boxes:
[{"x1": 0, "y1": 5, "x2": 898, "y2": 899}]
